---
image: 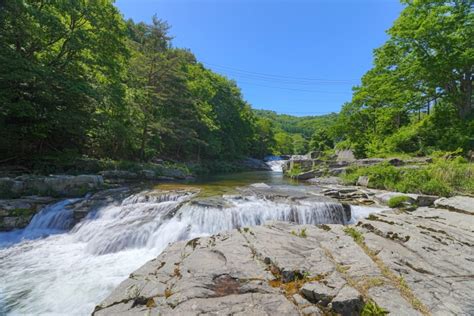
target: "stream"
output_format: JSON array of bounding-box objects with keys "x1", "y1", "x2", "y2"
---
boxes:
[{"x1": 0, "y1": 164, "x2": 383, "y2": 315}]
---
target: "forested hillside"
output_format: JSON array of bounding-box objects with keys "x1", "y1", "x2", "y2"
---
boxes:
[
  {"x1": 0, "y1": 1, "x2": 274, "y2": 167},
  {"x1": 253, "y1": 110, "x2": 337, "y2": 155}
]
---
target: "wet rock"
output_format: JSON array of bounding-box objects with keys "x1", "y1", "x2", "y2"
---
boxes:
[
  {"x1": 291, "y1": 170, "x2": 322, "y2": 180},
  {"x1": 434, "y1": 196, "x2": 474, "y2": 215}
]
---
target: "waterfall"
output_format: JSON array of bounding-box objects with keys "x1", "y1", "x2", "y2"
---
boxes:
[
  {"x1": 0, "y1": 189, "x2": 374, "y2": 315},
  {"x1": 264, "y1": 156, "x2": 288, "y2": 172}
]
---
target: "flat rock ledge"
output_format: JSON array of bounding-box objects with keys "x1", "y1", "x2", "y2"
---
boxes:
[{"x1": 95, "y1": 207, "x2": 474, "y2": 316}]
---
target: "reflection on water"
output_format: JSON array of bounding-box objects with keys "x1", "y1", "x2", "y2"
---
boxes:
[{"x1": 156, "y1": 171, "x2": 303, "y2": 197}]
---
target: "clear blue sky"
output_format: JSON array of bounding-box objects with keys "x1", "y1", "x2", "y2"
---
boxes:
[{"x1": 115, "y1": 0, "x2": 403, "y2": 116}]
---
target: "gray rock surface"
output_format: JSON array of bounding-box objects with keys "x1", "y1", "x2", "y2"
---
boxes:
[
  {"x1": 434, "y1": 195, "x2": 474, "y2": 214},
  {"x1": 95, "y1": 204, "x2": 474, "y2": 315}
]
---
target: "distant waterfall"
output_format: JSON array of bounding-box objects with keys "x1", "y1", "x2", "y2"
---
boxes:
[
  {"x1": 264, "y1": 156, "x2": 288, "y2": 172},
  {"x1": 0, "y1": 189, "x2": 371, "y2": 315}
]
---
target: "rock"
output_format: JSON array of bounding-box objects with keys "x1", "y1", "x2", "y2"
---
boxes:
[
  {"x1": 300, "y1": 282, "x2": 335, "y2": 306},
  {"x1": 301, "y1": 305, "x2": 323, "y2": 315},
  {"x1": 308, "y1": 151, "x2": 322, "y2": 159},
  {"x1": 0, "y1": 174, "x2": 104, "y2": 198},
  {"x1": 387, "y1": 158, "x2": 405, "y2": 166},
  {"x1": 434, "y1": 196, "x2": 474, "y2": 215},
  {"x1": 0, "y1": 196, "x2": 57, "y2": 231},
  {"x1": 336, "y1": 149, "x2": 356, "y2": 162},
  {"x1": 306, "y1": 177, "x2": 342, "y2": 185},
  {"x1": 356, "y1": 176, "x2": 370, "y2": 187},
  {"x1": 328, "y1": 167, "x2": 347, "y2": 176},
  {"x1": 329, "y1": 285, "x2": 363, "y2": 316},
  {"x1": 250, "y1": 183, "x2": 271, "y2": 189},
  {"x1": 239, "y1": 157, "x2": 271, "y2": 171},
  {"x1": 355, "y1": 158, "x2": 386, "y2": 166},
  {"x1": 292, "y1": 170, "x2": 322, "y2": 180},
  {"x1": 374, "y1": 192, "x2": 437, "y2": 207}
]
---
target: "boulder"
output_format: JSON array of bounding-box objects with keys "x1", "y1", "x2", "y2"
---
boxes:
[
  {"x1": 336, "y1": 150, "x2": 356, "y2": 162},
  {"x1": 434, "y1": 196, "x2": 474, "y2": 215},
  {"x1": 356, "y1": 176, "x2": 370, "y2": 187}
]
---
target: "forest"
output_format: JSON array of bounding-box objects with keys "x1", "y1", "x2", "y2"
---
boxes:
[{"x1": 0, "y1": 0, "x2": 473, "y2": 172}]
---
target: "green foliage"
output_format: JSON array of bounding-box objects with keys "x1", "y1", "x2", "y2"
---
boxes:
[
  {"x1": 387, "y1": 196, "x2": 410, "y2": 208},
  {"x1": 0, "y1": 2, "x2": 275, "y2": 167},
  {"x1": 344, "y1": 158, "x2": 473, "y2": 196},
  {"x1": 344, "y1": 227, "x2": 364, "y2": 244},
  {"x1": 332, "y1": 1, "x2": 474, "y2": 158},
  {"x1": 361, "y1": 300, "x2": 389, "y2": 316}
]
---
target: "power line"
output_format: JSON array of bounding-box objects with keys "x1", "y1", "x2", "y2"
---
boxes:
[
  {"x1": 202, "y1": 61, "x2": 359, "y2": 84},
  {"x1": 237, "y1": 80, "x2": 350, "y2": 94}
]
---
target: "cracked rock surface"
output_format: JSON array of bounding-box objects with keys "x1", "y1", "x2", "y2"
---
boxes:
[{"x1": 94, "y1": 206, "x2": 474, "y2": 316}]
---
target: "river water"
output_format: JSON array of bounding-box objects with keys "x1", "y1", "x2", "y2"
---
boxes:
[{"x1": 0, "y1": 165, "x2": 383, "y2": 315}]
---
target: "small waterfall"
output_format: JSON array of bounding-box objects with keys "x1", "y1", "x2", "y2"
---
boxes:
[
  {"x1": 264, "y1": 156, "x2": 288, "y2": 172},
  {"x1": 0, "y1": 199, "x2": 78, "y2": 248},
  {"x1": 0, "y1": 189, "x2": 371, "y2": 315}
]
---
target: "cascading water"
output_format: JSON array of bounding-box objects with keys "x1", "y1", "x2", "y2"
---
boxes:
[
  {"x1": 264, "y1": 156, "x2": 288, "y2": 172},
  {"x1": 0, "y1": 188, "x2": 380, "y2": 315}
]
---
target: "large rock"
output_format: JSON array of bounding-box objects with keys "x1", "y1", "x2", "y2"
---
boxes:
[
  {"x1": 374, "y1": 192, "x2": 437, "y2": 207},
  {"x1": 0, "y1": 175, "x2": 103, "y2": 198},
  {"x1": 434, "y1": 196, "x2": 474, "y2": 215},
  {"x1": 94, "y1": 205, "x2": 474, "y2": 316}
]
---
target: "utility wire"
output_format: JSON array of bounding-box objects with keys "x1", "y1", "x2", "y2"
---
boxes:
[
  {"x1": 202, "y1": 61, "x2": 358, "y2": 84},
  {"x1": 237, "y1": 80, "x2": 350, "y2": 94}
]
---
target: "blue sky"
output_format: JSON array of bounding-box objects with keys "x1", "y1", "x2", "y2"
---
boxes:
[{"x1": 115, "y1": 0, "x2": 403, "y2": 116}]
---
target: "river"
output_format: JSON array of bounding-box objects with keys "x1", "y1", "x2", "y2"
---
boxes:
[{"x1": 0, "y1": 165, "x2": 383, "y2": 315}]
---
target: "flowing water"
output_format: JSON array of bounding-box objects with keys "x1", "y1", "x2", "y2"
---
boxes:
[{"x1": 0, "y1": 170, "x2": 383, "y2": 315}]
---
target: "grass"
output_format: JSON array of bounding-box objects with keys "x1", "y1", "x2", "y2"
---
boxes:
[
  {"x1": 361, "y1": 300, "x2": 389, "y2": 316},
  {"x1": 344, "y1": 227, "x2": 365, "y2": 243},
  {"x1": 290, "y1": 228, "x2": 308, "y2": 238},
  {"x1": 343, "y1": 157, "x2": 474, "y2": 196}
]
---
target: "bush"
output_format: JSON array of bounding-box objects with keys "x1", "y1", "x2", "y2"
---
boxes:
[{"x1": 343, "y1": 158, "x2": 474, "y2": 196}]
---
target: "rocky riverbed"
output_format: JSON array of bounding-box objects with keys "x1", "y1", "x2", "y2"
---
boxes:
[{"x1": 94, "y1": 197, "x2": 474, "y2": 316}]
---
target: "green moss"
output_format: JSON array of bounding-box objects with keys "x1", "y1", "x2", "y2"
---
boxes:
[{"x1": 387, "y1": 196, "x2": 410, "y2": 208}]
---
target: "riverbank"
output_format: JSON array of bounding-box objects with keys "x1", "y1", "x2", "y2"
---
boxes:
[{"x1": 283, "y1": 151, "x2": 474, "y2": 197}]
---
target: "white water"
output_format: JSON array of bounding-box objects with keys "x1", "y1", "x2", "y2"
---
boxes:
[
  {"x1": 0, "y1": 189, "x2": 382, "y2": 315},
  {"x1": 265, "y1": 159, "x2": 287, "y2": 172}
]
